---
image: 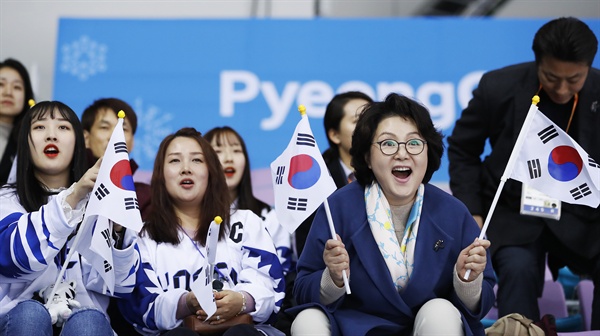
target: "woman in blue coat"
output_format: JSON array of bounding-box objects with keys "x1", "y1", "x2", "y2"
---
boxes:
[{"x1": 290, "y1": 93, "x2": 495, "y2": 336}]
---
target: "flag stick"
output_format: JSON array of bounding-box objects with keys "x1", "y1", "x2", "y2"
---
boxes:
[
  {"x1": 324, "y1": 199, "x2": 351, "y2": 294},
  {"x1": 463, "y1": 95, "x2": 540, "y2": 280},
  {"x1": 46, "y1": 215, "x2": 96, "y2": 306},
  {"x1": 206, "y1": 216, "x2": 222, "y2": 287}
]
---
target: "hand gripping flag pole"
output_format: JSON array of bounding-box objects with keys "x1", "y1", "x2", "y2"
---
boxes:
[
  {"x1": 324, "y1": 198, "x2": 351, "y2": 294},
  {"x1": 48, "y1": 110, "x2": 143, "y2": 300},
  {"x1": 464, "y1": 94, "x2": 600, "y2": 279},
  {"x1": 463, "y1": 95, "x2": 542, "y2": 280}
]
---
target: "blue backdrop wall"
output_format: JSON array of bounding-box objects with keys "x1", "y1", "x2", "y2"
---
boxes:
[{"x1": 53, "y1": 18, "x2": 600, "y2": 204}]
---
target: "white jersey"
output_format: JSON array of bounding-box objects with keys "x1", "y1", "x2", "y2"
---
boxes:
[
  {"x1": 0, "y1": 186, "x2": 139, "y2": 317},
  {"x1": 259, "y1": 207, "x2": 293, "y2": 276},
  {"x1": 119, "y1": 209, "x2": 286, "y2": 335}
]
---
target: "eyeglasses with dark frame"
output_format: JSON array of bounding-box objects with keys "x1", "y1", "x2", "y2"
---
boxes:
[{"x1": 373, "y1": 138, "x2": 427, "y2": 156}]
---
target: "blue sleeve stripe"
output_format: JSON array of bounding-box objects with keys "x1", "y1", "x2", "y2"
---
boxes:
[
  {"x1": 41, "y1": 208, "x2": 58, "y2": 250},
  {"x1": 12, "y1": 231, "x2": 32, "y2": 273},
  {"x1": 0, "y1": 213, "x2": 27, "y2": 277},
  {"x1": 26, "y1": 213, "x2": 48, "y2": 266}
]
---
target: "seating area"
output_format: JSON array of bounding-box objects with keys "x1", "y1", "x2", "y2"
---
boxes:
[{"x1": 482, "y1": 267, "x2": 595, "y2": 334}]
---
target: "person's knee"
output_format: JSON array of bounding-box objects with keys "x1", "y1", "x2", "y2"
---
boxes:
[
  {"x1": 2, "y1": 300, "x2": 52, "y2": 336},
  {"x1": 67, "y1": 308, "x2": 107, "y2": 323},
  {"x1": 413, "y1": 299, "x2": 463, "y2": 336},
  {"x1": 16, "y1": 299, "x2": 52, "y2": 320},
  {"x1": 62, "y1": 308, "x2": 112, "y2": 336},
  {"x1": 495, "y1": 247, "x2": 538, "y2": 274},
  {"x1": 291, "y1": 308, "x2": 330, "y2": 336}
]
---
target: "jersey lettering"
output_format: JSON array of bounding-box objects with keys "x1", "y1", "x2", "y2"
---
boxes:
[{"x1": 230, "y1": 221, "x2": 244, "y2": 243}]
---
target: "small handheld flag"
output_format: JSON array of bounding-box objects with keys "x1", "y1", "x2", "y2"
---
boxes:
[
  {"x1": 206, "y1": 216, "x2": 222, "y2": 285},
  {"x1": 49, "y1": 110, "x2": 143, "y2": 298},
  {"x1": 464, "y1": 96, "x2": 600, "y2": 280},
  {"x1": 508, "y1": 105, "x2": 599, "y2": 207},
  {"x1": 271, "y1": 105, "x2": 350, "y2": 294},
  {"x1": 270, "y1": 105, "x2": 337, "y2": 234}
]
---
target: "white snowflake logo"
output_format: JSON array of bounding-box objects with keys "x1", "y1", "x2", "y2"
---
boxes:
[
  {"x1": 60, "y1": 35, "x2": 108, "y2": 81},
  {"x1": 133, "y1": 98, "x2": 173, "y2": 170}
]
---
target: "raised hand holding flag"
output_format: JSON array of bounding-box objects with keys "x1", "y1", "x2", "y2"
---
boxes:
[
  {"x1": 464, "y1": 96, "x2": 600, "y2": 280},
  {"x1": 50, "y1": 110, "x2": 143, "y2": 298}
]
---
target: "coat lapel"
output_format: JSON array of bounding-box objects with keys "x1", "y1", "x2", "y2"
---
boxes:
[
  {"x1": 349, "y1": 202, "x2": 456, "y2": 315},
  {"x1": 350, "y1": 220, "x2": 413, "y2": 315},
  {"x1": 400, "y1": 210, "x2": 455, "y2": 308}
]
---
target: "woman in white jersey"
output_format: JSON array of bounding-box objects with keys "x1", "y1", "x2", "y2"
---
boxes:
[
  {"x1": 204, "y1": 126, "x2": 292, "y2": 276},
  {"x1": 118, "y1": 127, "x2": 285, "y2": 336},
  {"x1": 0, "y1": 101, "x2": 139, "y2": 336}
]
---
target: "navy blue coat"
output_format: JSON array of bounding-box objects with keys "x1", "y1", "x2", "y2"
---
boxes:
[{"x1": 292, "y1": 182, "x2": 495, "y2": 336}]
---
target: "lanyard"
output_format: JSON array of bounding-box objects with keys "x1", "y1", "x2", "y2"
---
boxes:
[
  {"x1": 181, "y1": 228, "x2": 229, "y2": 282},
  {"x1": 536, "y1": 85, "x2": 578, "y2": 133}
]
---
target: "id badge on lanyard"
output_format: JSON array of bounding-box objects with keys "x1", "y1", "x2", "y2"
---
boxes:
[{"x1": 520, "y1": 184, "x2": 561, "y2": 220}]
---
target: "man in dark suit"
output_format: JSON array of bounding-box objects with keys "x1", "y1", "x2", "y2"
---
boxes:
[{"x1": 448, "y1": 17, "x2": 600, "y2": 329}]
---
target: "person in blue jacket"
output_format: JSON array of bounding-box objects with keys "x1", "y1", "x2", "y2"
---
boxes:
[{"x1": 290, "y1": 93, "x2": 496, "y2": 336}]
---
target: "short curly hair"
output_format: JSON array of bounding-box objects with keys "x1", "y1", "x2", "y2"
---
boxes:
[{"x1": 350, "y1": 93, "x2": 444, "y2": 186}]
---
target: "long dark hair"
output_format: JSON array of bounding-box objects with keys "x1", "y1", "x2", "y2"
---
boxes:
[
  {"x1": 204, "y1": 126, "x2": 270, "y2": 218},
  {"x1": 13, "y1": 101, "x2": 86, "y2": 212},
  {"x1": 0, "y1": 58, "x2": 35, "y2": 185},
  {"x1": 323, "y1": 91, "x2": 373, "y2": 150},
  {"x1": 144, "y1": 127, "x2": 231, "y2": 246}
]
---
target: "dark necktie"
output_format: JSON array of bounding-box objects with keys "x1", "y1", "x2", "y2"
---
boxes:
[{"x1": 347, "y1": 172, "x2": 355, "y2": 183}]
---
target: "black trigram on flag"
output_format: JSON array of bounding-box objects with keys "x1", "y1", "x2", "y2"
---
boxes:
[
  {"x1": 296, "y1": 133, "x2": 316, "y2": 147},
  {"x1": 589, "y1": 156, "x2": 599, "y2": 169},
  {"x1": 124, "y1": 197, "x2": 139, "y2": 210},
  {"x1": 538, "y1": 125, "x2": 559, "y2": 144},
  {"x1": 275, "y1": 166, "x2": 285, "y2": 185},
  {"x1": 100, "y1": 228, "x2": 111, "y2": 248},
  {"x1": 95, "y1": 183, "x2": 110, "y2": 200},
  {"x1": 570, "y1": 183, "x2": 592, "y2": 200},
  {"x1": 526, "y1": 159, "x2": 542, "y2": 179},
  {"x1": 103, "y1": 260, "x2": 112, "y2": 272},
  {"x1": 287, "y1": 197, "x2": 308, "y2": 211},
  {"x1": 114, "y1": 141, "x2": 128, "y2": 154}
]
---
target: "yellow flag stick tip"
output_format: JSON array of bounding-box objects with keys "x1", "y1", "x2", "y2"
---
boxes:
[
  {"x1": 532, "y1": 95, "x2": 540, "y2": 105},
  {"x1": 298, "y1": 105, "x2": 306, "y2": 116},
  {"x1": 117, "y1": 110, "x2": 126, "y2": 119},
  {"x1": 28, "y1": 99, "x2": 35, "y2": 107},
  {"x1": 214, "y1": 216, "x2": 223, "y2": 225}
]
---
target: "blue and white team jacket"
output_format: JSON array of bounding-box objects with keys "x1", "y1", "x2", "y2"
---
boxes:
[
  {"x1": 0, "y1": 186, "x2": 139, "y2": 317},
  {"x1": 258, "y1": 207, "x2": 293, "y2": 277},
  {"x1": 119, "y1": 208, "x2": 286, "y2": 335}
]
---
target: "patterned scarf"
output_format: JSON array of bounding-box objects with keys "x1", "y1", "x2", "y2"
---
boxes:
[{"x1": 365, "y1": 182, "x2": 424, "y2": 292}]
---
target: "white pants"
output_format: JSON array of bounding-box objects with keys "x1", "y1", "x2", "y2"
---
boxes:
[{"x1": 291, "y1": 298, "x2": 464, "y2": 336}]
